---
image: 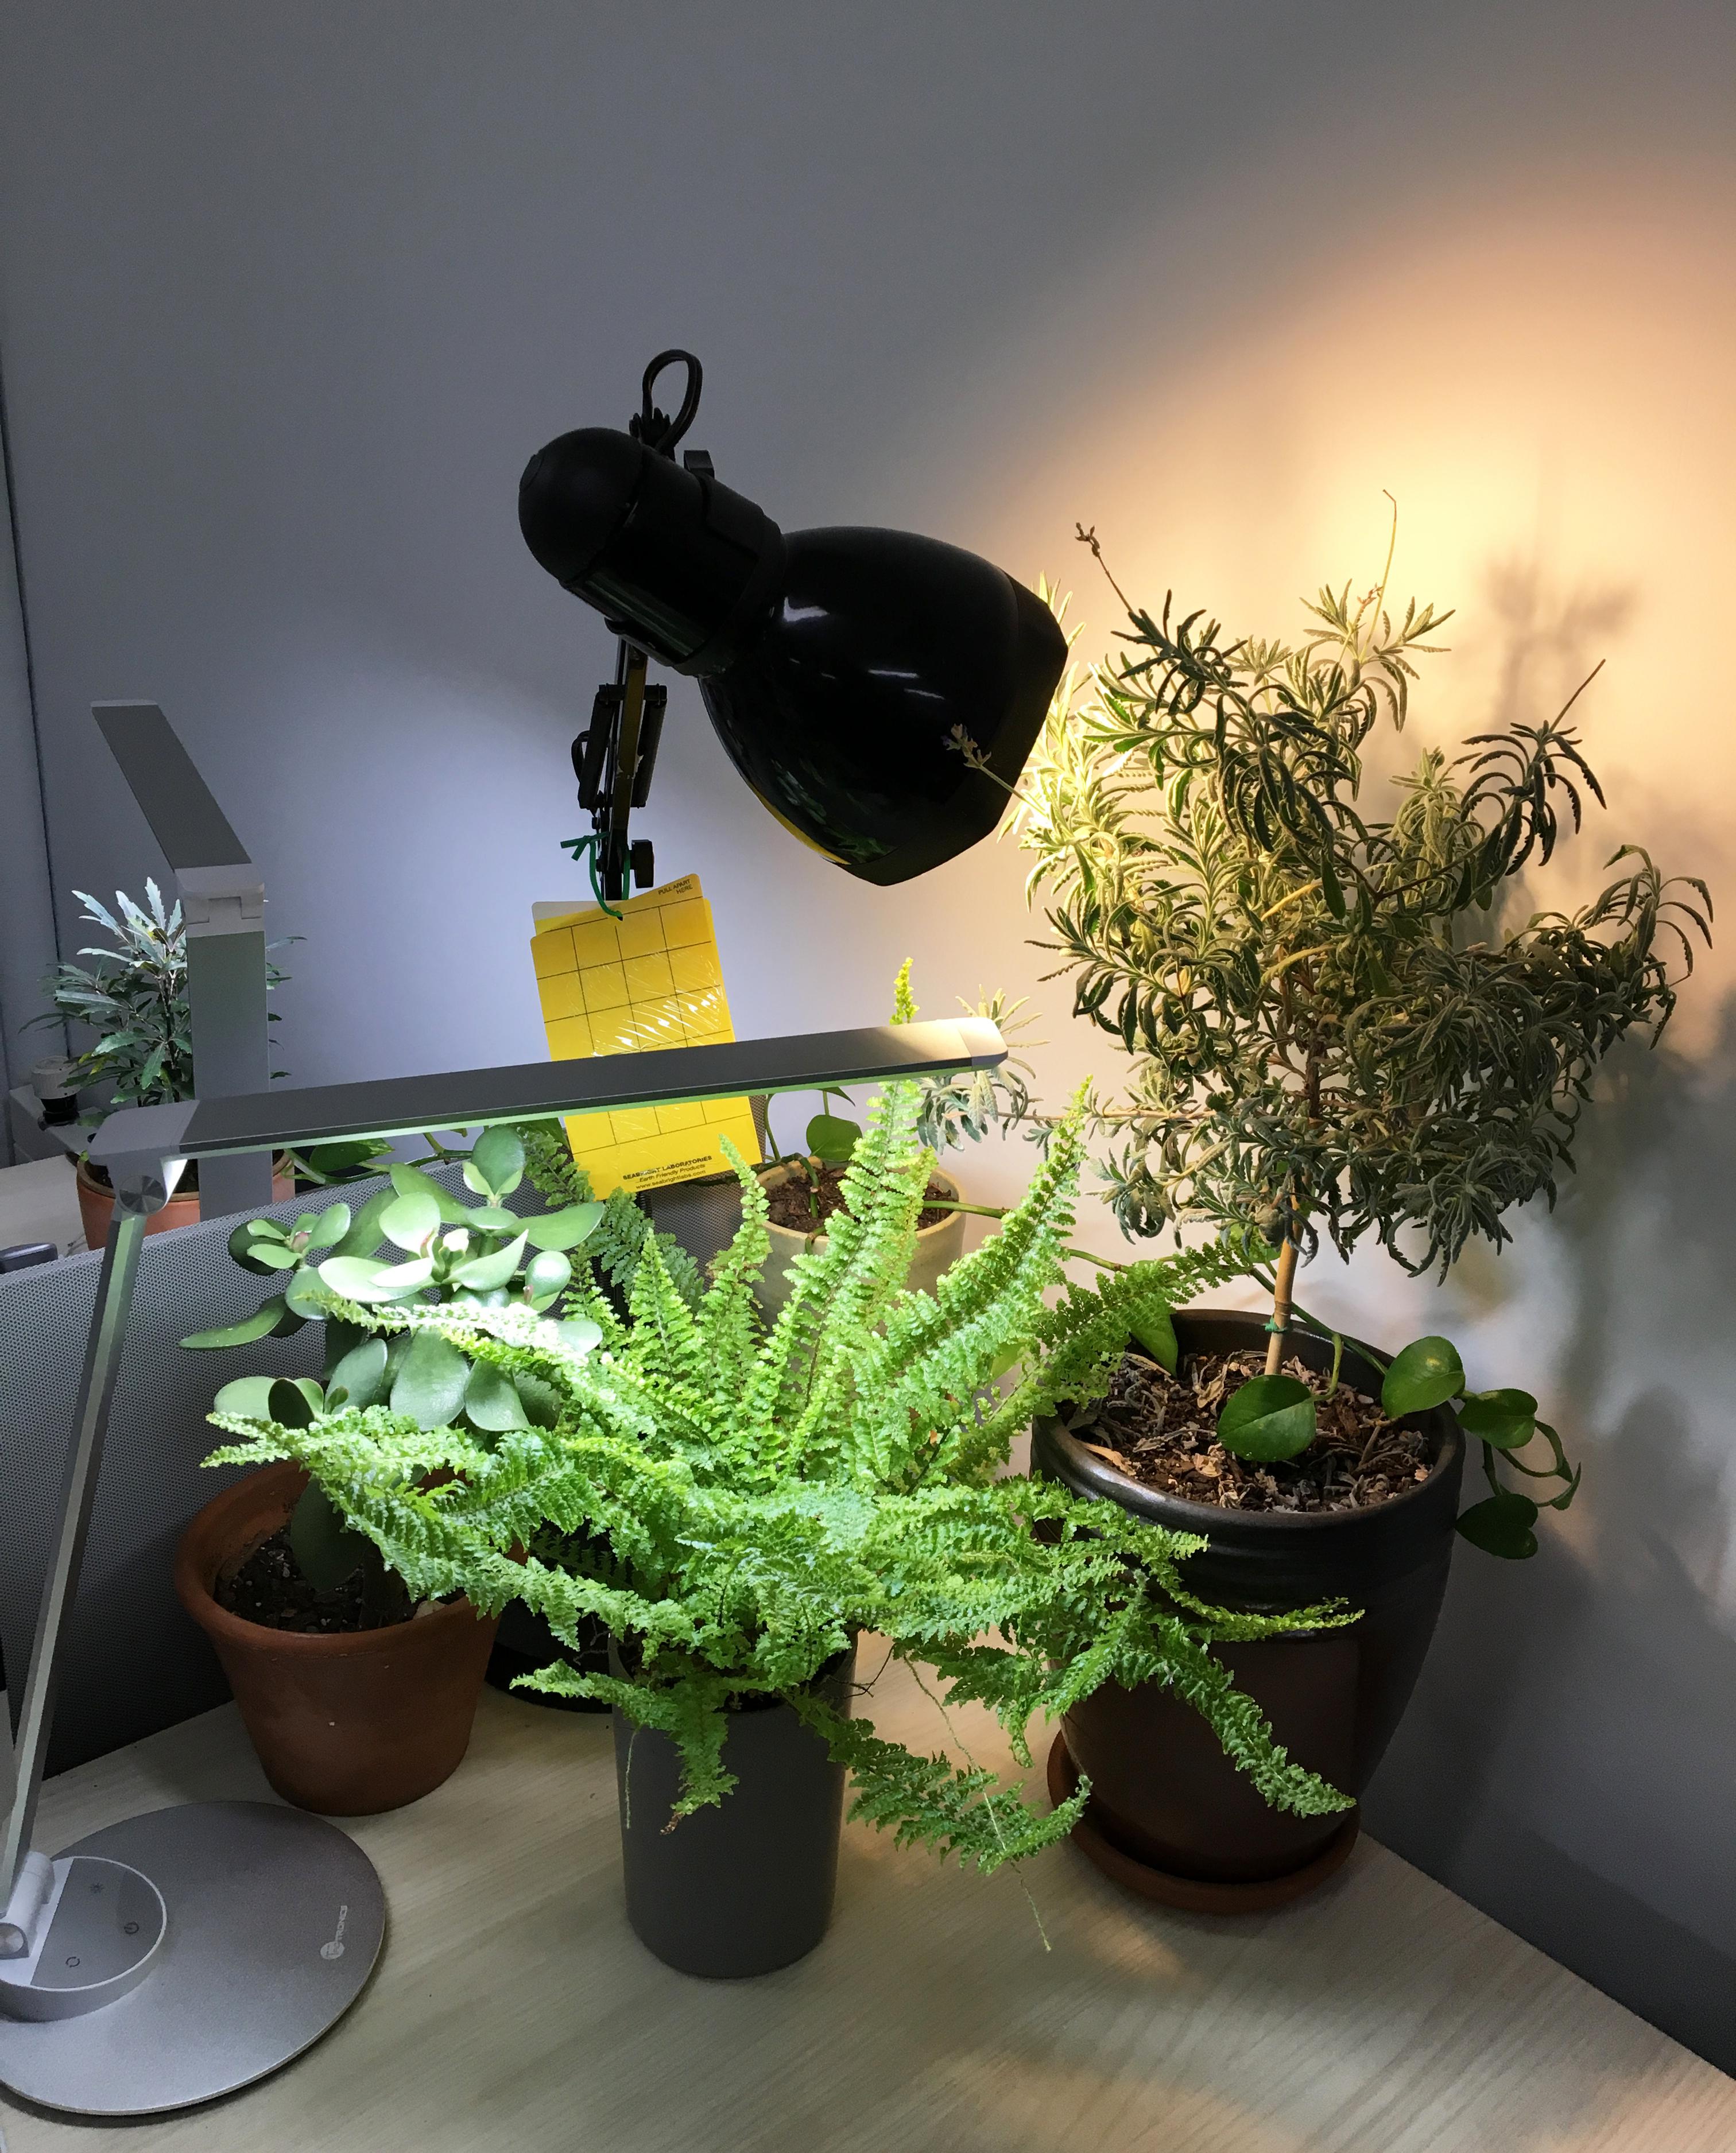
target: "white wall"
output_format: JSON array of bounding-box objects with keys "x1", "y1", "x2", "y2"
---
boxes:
[{"x1": 4, "y1": 0, "x2": 1735, "y2": 2063}]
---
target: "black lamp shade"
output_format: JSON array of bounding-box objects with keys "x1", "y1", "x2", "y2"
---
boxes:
[{"x1": 519, "y1": 426, "x2": 1067, "y2": 884}]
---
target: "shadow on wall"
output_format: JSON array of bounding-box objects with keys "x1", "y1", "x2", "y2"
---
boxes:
[
  {"x1": 1366, "y1": 1001, "x2": 1736, "y2": 2072},
  {"x1": 1361, "y1": 548, "x2": 1736, "y2": 2067}
]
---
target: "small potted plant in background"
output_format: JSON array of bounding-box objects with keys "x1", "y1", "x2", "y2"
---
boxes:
[
  {"x1": 202, "y1": 1085, "x2": 1350, "y2": 1977},
  {"x1": 33, "y1": 883, "x2": 296, "y2": 1241},
  {"x1": 986, "y1": 528, "x2": 1710, "y2": 1906},
  {"x1": 175, "y1": 1126, "x2": 604, "y2": 1813},
  {"x1": 751, "y1": 962, "x2": 1033, "y2": 1317}
]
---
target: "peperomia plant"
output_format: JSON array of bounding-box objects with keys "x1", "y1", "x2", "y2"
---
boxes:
[
  {"x1": 197, "y1": 1084, "x2": 1354, "y2": 1867},
  {"x1": 976, "y1": 531, "x2": 1711, "y2": 1555},
  {"x1": 181, "y1": 1126, "x2": 604, "y2": 1592}
]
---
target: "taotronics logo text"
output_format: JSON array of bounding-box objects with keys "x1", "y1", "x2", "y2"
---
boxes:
[{"x1": 319, "y1": 1904, "x2": 349, "y2": 1961}]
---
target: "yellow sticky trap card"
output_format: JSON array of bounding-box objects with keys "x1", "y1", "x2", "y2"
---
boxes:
[{"x1": 530, "y1": 873, "x2": 763, "y2": 1197}]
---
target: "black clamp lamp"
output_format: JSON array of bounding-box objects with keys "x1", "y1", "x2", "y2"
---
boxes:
[{"x1": 520, "y1": 350, "x2": 1068, "y2": 899}]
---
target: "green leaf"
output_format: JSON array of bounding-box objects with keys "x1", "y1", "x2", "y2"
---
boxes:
[
  {"x1": 241, "y1": 1239, "x2": 300, "y2": 1273},
  {"x1": 466, "y1": 1127, "x2": 525, "y2": 1201},
  {"x1": 211, "y1": 1375, "x2": 279, "y2": 1419},
  {"x1": 289, "y1": 1480, "x2": 371, "y2": 1593},
  {"x1": 283, "y1": 1264, "x2": 330, "y2": 1321},
  {"x1": 1382, "y1": 1337, "x2": 1466, "y2": 1417},
  {"x1": 451, "y1": 1231, "x2": 528, "y2": 1291},
  {"x1": 327, "y1": 1336, "x2": 389, "y2": 1410},
  {"x1": 1129, "y1": 1308, "x2": 1179, "y2": 1374},
  {"x1": 523, "y1": 1248, "x2": 572, "y2": 1301},
  {"x1": 556, "y1": 1316, "x2": 603, "y2": 1356},
  {"x1": 806, "y1": 1113, "x2": 862, "y2": 1165},
  {"x1": 317, "y1": 1253, "x2": 436, "y2": 1304},
  {"x1": 389, "y1": 1163, "x2": 470, "y2": 1223},
  {"x1": 1455, "y1": 1492, "x2": 1539, "y2": 1559},
  {"x1": 464, "y1": 1361, "x2": 529, "y2": 1432},
  {"x1": 380, "y1": 1188, "x2": 441, "y2": 1253},
  {"x1": 181, "y1": 1294, "x2": 292, "y2": 1349},
  {"x1": 391, "y1": 1330, "x2": 471, "y2": 1429},
  {"x1": 305, "y1": 1201, "x2": 352, "y2": 1251},
  {"x1": 1216, "y1": 1374, "x2": 1318, "y2": 1462},
  {"x1": 267, "y1": 1376, "x2": 324, "y2": 1429},
  {"x1": 227, "y1": 1217, "x2": 289, "y2": 1274},
  {"x1": 315, "y1": 1255, "x2": 388, "y2": 1300},
  {"x1": 331, "y1": 1188, "x2": 397, "y2": 1259},
  {"x1": 523, "y1": 1202, "x2": 604, "y2": 1251},
  {"x1": 464, "y1": 1205, "x2": 518, "y2": 1231},
  {"x1": 1457, "y1": 1388, "x2": 1538, "y2": 1450},
  {"x1": 512, "y1": 1371, "x2": 564, "y2": 1429}
]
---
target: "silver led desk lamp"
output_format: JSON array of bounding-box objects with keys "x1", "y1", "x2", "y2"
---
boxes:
[{"x1": 0, "y1": 1016, "x2": 1006, "y2": 2116}]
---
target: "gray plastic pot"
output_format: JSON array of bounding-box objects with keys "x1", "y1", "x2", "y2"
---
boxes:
[
  {"x1": 610, "y1": 1642, "x2": 857, "y2": 1977},
  {"x1": 754, "y1": 1162, "x2": 964, "y2": 1318}
]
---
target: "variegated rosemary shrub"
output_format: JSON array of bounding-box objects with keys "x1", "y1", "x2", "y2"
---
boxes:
[
  {"x1": 203, "y1": 1085, "x2": 1350, "y2": 1870},
  {"x1": 986, "y1": 532, "x2": 1711, "y2": 1555}
]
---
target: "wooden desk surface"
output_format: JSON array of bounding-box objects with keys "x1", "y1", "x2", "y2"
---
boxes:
[{"x1": 3, "y1": 1654, "x2": 1731, "y2": 2153}]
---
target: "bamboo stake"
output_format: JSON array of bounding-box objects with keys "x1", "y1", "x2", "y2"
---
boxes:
[{"x1": 1265, "y1": 1233, "x2": 1299, "y2": 1375}]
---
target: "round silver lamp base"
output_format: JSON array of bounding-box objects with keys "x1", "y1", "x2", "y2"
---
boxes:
[{"x1": 0, "y1": 1801, "x2": 384, "y2": 2117}]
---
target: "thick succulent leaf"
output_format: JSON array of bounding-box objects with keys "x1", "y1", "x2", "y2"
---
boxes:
[
  {"x1": 228, "y1": 1217, "x2": 289, "y2": 1275},
  {"x1": 327, "y1": 1336, "x2": 389, "y2": 1410},
  {"x1": 181, "y1": 1294, "x2": 291, "y2": 1349},
  {"x1": 304, "y1": 1201, "x2": 352, "y2": 1251},
  {"x1": 464, "y1": 1361, "x2": 529, "y2": 1431},
  {"x1": 389, "y1": 1162, "x2": 471, "y2": 1224},
  {"x1": 391, "y1": 1330, "x2": 471, "y2": 1429},
  {"x1": 380, "y1": 1188, "x2": 441, "y2": 1254},
  {"x1": 523, "y1": 1202, "x2": 604, "y2": 1251},
  {"x1": 320, "y1": 1254, "x2": 435, "y2": 1303},
  {"x1": 289, "y1": 1480, "x2": 372, "y2": 1593},
  {"x1": 466, "y1": 1126, "x2": 525, "y2": 1201},
  {"x1": 523, "y1": 1248, "x2": 572, "y2": 1301},
  {"x1": 212, "y1": 1375, "x2": 279, "y2": 1418},
  {"x1": 331, "y1": 1187, "x2": 397, "y2": 1259},
  {"x1": 451, "y1": 1232, "x2": 529, "y2": 1290},
  {"x1": 267, "y1": 1376, "x2": 324, "y2": 1428}
]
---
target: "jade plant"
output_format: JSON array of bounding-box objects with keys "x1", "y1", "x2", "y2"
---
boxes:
[
  {"x1": 198, "y1": 1084, "x2": 1353, "y2": 1866},
  {"x1": 985, "y1": 529, "x2": 1711, "y2": 1554},
  {"x1": 181, "y1": 1127, "x2": 605, "y2": 1593}
]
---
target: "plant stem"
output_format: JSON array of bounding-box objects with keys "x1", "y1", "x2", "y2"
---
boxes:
[{"x1": 1265, "y1": 1234, "x2": 1299, "y2": 1375}]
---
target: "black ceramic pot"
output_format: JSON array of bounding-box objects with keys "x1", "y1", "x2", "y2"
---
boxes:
[
  {"x1": 1032, "y1": 1308, "x2": 1462, "y2": 1910},
  {"x1": 610, "y1": 1642, "x2": 857, "y2": 1977}
]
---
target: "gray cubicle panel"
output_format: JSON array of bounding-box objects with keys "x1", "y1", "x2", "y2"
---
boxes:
[{"x1": 0, "y1": 1159, "x2": 750, "y2": 1779}]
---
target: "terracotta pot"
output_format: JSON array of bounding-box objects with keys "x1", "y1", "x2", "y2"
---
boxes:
[
  {"x1": 754, "y1": 1161, "x2": 965, "y2": 1318},
  {"x1": 76, "y1": 1155, "x2": 296, "y2": 1248},
  {"x1": 175, "y1": 1461, "x2": 498, "y2": 1814},
  {"x1": 1031, "y1": 1308, "x2": 1463, "y2": 1911}
]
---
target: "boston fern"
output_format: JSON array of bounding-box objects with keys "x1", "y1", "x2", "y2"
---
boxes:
[
  {"x1": 203, "y1": 1085, "x2": 1350, "y2": 1873},
  {"x1": 998, "y1": 527, "x2": 1711, "y2": 1555}
]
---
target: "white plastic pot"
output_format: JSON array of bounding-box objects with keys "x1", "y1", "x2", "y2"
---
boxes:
[{"x1": 754, "y1": 1161, "x2": 965, "y2": 1319}]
